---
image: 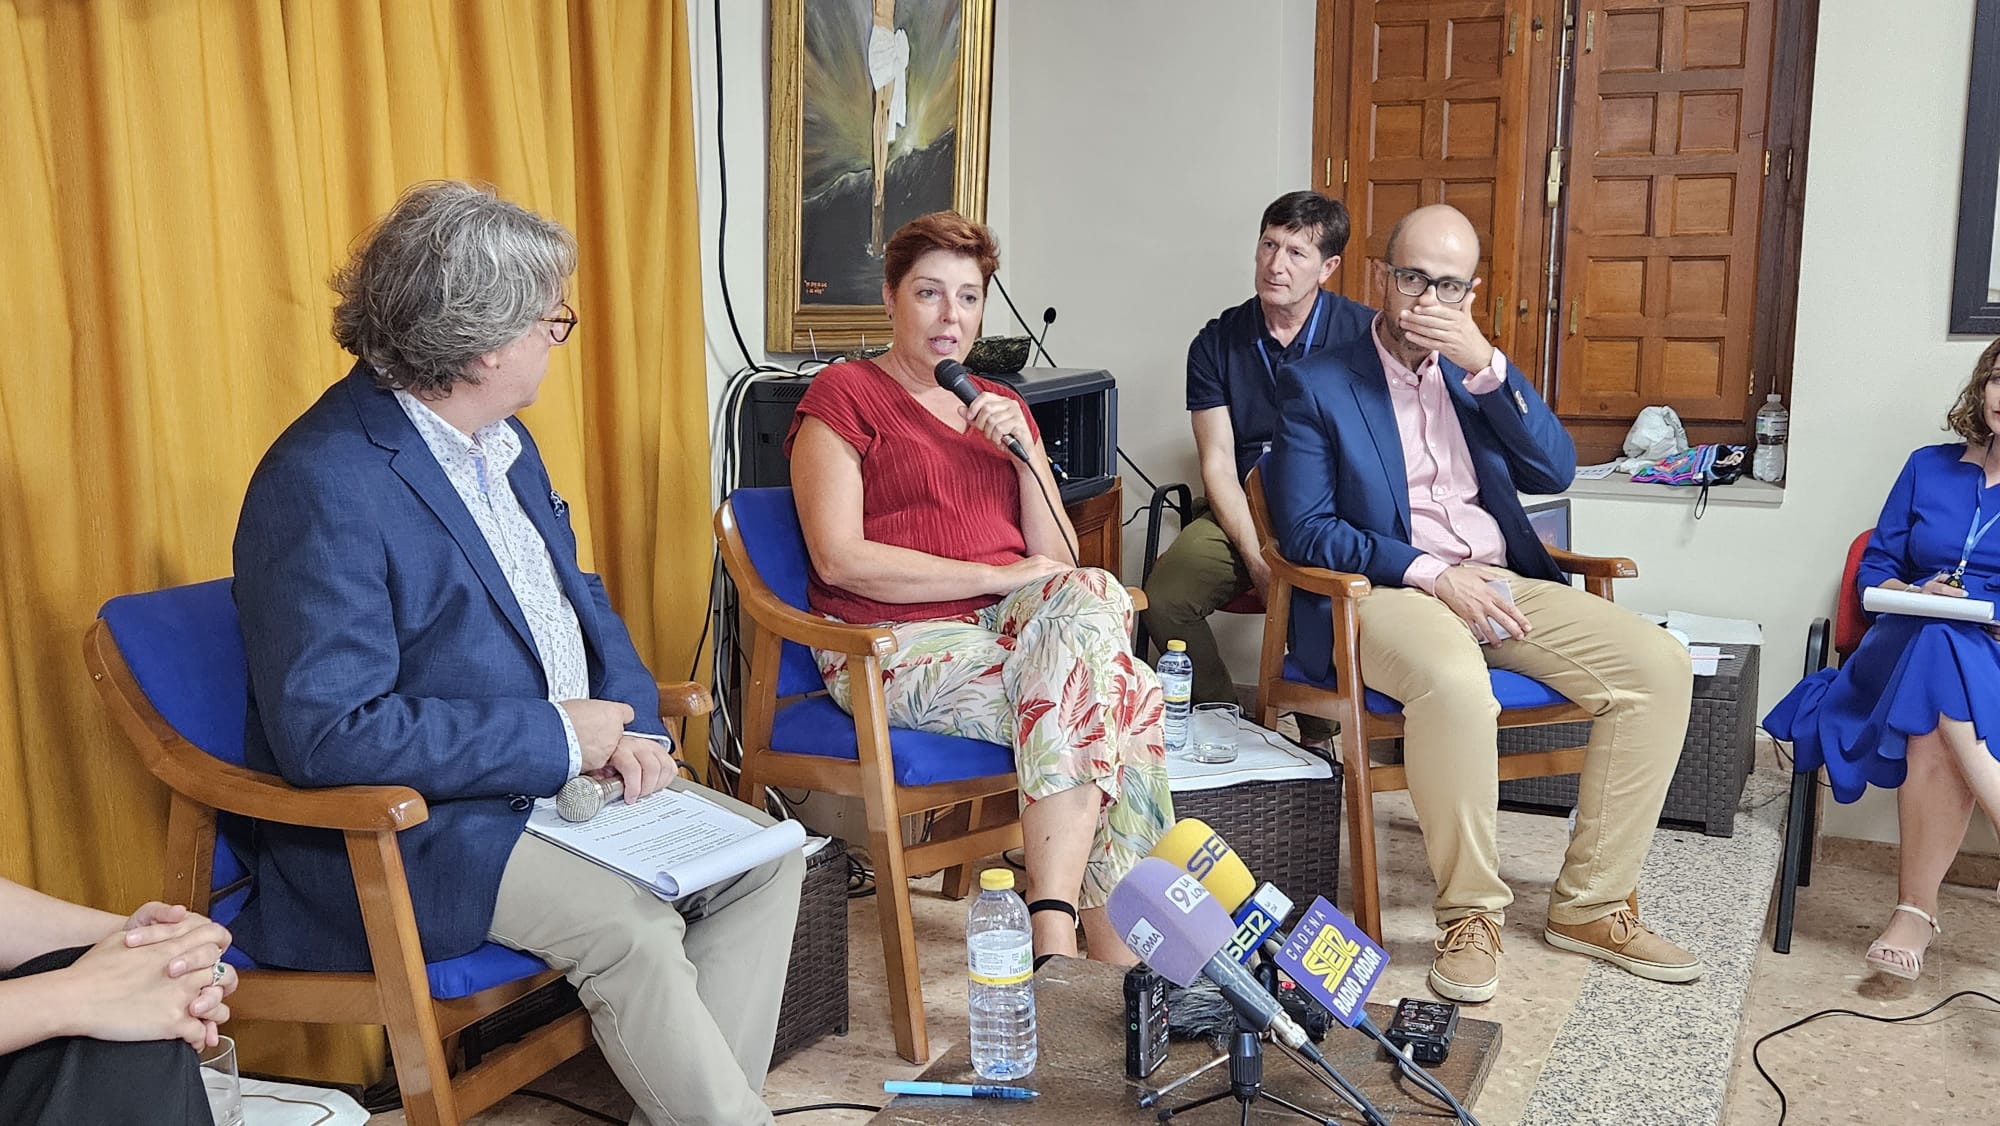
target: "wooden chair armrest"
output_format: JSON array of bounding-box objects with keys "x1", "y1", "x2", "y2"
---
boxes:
[
  {"x1": 1262, "y1": 544, "x2": 1373, "y2": 600},
  {"x1": 1127, "y1": 586, "x2": 1147, "y2": 612},
  {"x1": 655, "y1": 680, "x2": 713, "y2": 717},
  {"x1": 1547, "y1": 547, "x2": 1639, "y2": 580},
  {"x1": 150, "y1": 736, "x2": 428, "y2": 831},
  {"x1": 732, "y1": 578, "x2": 898, "y2": 658}
]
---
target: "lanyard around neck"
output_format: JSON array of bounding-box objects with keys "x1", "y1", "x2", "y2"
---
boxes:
[
  {"x1": 1255, "y1": 291, "x2": 1326, "y2": 381},
  {"x1": 1951, "y1": 467, "x2": 2000, "y2": 584}
]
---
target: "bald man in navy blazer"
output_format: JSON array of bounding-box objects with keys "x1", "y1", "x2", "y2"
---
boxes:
[{"x1": 1265, "y1": 204, "x2": 1699, "y2": 1006}]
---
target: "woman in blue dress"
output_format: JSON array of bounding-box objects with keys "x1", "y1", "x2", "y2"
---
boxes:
[{"x1": 1765, "y1": 340, "x2": 2000, "y2": 980}]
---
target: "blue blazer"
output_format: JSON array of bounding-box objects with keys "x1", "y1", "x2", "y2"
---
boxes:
[
  {"x1": 1265, "y1": 334, "x2": 1577, "y2": 681},
  {"x1": 230, "y1": 363, "x2": 666, "y2": 971}
]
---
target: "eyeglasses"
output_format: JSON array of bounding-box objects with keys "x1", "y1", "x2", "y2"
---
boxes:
[
  {"x1": 540, "y1": 302, "x2": 578, "y2": 344},
  {"x1": 1385, "y1": 265, "x2": 1473, "y2": 305}
]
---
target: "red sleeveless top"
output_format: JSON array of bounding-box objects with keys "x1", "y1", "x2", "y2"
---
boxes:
[{"x1": 783, "y1": 360, "x2": 1042, "y2": 623}]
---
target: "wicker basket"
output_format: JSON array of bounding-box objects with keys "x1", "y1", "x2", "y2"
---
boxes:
[
  {"x1": 1498, "y1": 643, "x2": 1761, "y2": 836},
  {"x1": 771, "y1": 838, "x2": 851, "y2": 1063},
  {"x1": 1169, "y1": 760, "x2": 1344, "y2": 925}
]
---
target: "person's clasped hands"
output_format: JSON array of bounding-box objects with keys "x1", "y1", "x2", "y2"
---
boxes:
[{"x1": 53, "y1": 902, "x2": 238, "y2": 1050}]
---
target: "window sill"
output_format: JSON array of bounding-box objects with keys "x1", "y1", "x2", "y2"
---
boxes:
[{"x1": 1549, "y1": 474, "x2": 1787, "y2": 508}]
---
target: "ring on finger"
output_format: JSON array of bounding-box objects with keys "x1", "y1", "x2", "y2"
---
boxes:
[{"x1": 210, "y1": 961, "x2": 228, "y2": 986}]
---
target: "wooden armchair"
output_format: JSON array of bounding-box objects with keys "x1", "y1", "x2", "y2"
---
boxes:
[
  {"x1": 1243, "y1": 467, "x2": 1640, "y2": 942},
  {"x1": 716, "y1": 487, "x2": 1039, "y2": 1063},
  {"x1": 84, "y1": 578, "x2": 712, "y2": 1126}
]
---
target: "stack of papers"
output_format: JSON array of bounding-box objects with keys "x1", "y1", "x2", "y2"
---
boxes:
[
  {"x1": 527, "y1": 786, "x2": 808, "y2": 902},
  {"x1": 1862, "y1": 586, "x2": 1996, "y2": 623}
]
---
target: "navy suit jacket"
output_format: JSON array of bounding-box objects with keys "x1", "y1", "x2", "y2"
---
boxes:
[
  {"x1": 1265, "y1": 333, "x2": 1577, "y2": 681},
  {"x1": 230, "y1": 362, "x2": 666, "y2": 970}
]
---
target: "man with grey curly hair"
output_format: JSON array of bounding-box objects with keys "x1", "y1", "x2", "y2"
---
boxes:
[{"x1": 231, "y1": 181, "x2": 803, "y2": 1125}]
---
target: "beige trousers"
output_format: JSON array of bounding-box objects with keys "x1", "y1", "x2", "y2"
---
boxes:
[
  {"x1": 487, "y1": 779, "x2": 806, "y2": 1126},
  {"x1": 1354, "y1": 572, "x2": 1692, "y2": 927}
]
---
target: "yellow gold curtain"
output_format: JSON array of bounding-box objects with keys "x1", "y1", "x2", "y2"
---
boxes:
[{"x1": 0, "y1": 0, "x2": 709, "y2": 1082}]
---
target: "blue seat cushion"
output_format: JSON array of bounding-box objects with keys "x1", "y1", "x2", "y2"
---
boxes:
[
  {"x1": 210, "y1": 883, "x2": 550, "y2": 1000},
  {"x1": 1280, "y1": 655, "x2": 1572, "y2": 715},
  {"x1": 769, "y1": 695, "x2": 1016, "y2": 786}
]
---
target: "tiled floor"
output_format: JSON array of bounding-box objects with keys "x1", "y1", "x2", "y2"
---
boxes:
[{"x1": 366, "y1": 778, "x2": 2000, "y2": 1126}]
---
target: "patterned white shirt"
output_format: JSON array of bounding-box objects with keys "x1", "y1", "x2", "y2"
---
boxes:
[{"x1": 395, "y1": 391, "x2": 586, "y2": 776}]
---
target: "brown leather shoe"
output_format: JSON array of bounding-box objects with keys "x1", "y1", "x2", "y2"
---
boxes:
[
  {"x1": 1545, "y1": 909, "x2": 1704, "y2": 983},
  {"x1": 1428, "y1": 914, "x2": 1503, "y2": 1003}
]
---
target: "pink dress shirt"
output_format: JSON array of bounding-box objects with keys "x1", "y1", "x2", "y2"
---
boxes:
[{"x1": 1369, "y1": 317, "x2": 1509, "y2": 593}]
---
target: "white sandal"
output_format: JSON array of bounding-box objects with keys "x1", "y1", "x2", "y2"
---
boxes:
[{"x1": 1863, "y1": 903, "x2": 1940, "y2": 981}]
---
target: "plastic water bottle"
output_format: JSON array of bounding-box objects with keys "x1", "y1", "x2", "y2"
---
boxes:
[
  {"x1": 1158, "y1": 640, "x2": 1194, "y2": 755},
  {"x1": 967, "y1": 869, "x2": 1037, "y2": 1080},
  {"x1": 1753, "y1": 394, "x2": 1788, "y2": 483}
]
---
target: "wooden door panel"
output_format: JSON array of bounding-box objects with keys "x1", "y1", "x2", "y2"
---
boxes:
[
  {"x1": 1556, "y1": 0, "x2": 1774, "y2": 426},
  {"x1": 1342, "y1": 1, "x2": 1533, "y2": 355}
]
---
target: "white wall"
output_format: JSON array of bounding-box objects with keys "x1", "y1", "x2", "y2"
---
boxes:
[{"x1": 687, "y1": 0, "x2": 1992, "y2": 849}]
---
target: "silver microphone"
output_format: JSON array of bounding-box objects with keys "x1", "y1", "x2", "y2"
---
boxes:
[{"x1": 555, "y1": 774, "x2": 623, "y2": 821}]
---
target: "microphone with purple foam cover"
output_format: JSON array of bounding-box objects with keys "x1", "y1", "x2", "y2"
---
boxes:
[
  {"x1": 1148, "y1": 817, "x2": 1291, "y2": 965},
  {"x1": 933, "y1": 359, "x2": 1031, "y2": 463},
  {"x1": 1105, "y1": 858, "x2": 1315, "y2": 1055}
]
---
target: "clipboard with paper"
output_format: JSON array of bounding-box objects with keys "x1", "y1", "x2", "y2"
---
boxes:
[{"x1": 525, "y1": 785, "x2": 808, "y2": 902}]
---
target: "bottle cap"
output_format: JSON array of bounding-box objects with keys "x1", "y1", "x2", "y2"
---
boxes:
[
  {"x1": 1166, "y1": 639, "x2": 1187, "y2": 652},
  {"x1": 1767, "y1": 393, "x2": 1781, "y2": 402},
  {"x1": 979, "y1": 869, "x2": 1015, "y2": 891}
]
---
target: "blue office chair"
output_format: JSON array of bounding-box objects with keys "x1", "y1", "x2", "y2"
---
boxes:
[
  {"x1": 86, "y1": 579, "x2": 709, "y2": 1126},
  {"x1": 715, "y1": 487, "x2": 1030, "y2": 1065}
]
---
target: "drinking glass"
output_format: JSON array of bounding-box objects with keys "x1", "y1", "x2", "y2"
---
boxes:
[
  {"x1": 199, "y1": 1035, "x2": 244, "y2": 1126},
  {"x1": 1188, "y1": 702, "x2": 1241, "y2": 764}
]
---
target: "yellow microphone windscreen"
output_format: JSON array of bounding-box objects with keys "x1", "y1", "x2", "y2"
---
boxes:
[{"x1": 1147, "y1": 817, "x2": 1256, "y2": 910}]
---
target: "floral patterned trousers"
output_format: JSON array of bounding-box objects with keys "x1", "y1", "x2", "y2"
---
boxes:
[{"x1": 815, "y1": 568, "x2": 1176, "y2": 909}]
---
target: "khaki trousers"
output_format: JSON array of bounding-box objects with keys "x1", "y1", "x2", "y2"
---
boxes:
[
  {"x1": 488, "y1": 779, "x2": 806, "y2": 1126},
  {"x1": 1142, "y1": 511, "x2": 1331, "y2": 741},
  {"x1": 1354, "y1": 573, "x2": 1691, "y2": 927}
]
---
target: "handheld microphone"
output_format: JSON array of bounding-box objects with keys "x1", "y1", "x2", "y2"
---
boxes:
[
  {"x1": 1150, "y1": 818, "x2": 1283, "y2": 964},
  {"x1": 933, "y1": 359, "x2": 1030, "y2": 463},
  {"x1": 555, "y1": 774, "x2": 621, "y2": 821},
  {"x1": 1031, "y1": 306, "x2": 1057, "y2": 365},
  {"x1": 1149, "y1": 819, "x2": 1257, "y2": 908},
  {"x1": 1224, "y1": 883, "x2": 1294, "y2": 965},
  {"x1": 1104, "y1": 858, "x2": 1314, "y2": 1055}
]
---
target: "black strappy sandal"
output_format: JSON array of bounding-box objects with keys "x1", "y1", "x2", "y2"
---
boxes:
[{"x1": 1027, "y1": 899, "x2": 1079, "y2": 970}]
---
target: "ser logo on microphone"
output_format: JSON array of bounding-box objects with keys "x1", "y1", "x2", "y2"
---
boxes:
[
  {"x1": 1183, "y1": 833, "x2": 1230, "y2": 882},
  {"x1": 1224, "y1": 904, "x2": 1283, "y2": 964},
  {"x1": 1273, "y1": 896, "x2": 1390, "y2": 1028}
]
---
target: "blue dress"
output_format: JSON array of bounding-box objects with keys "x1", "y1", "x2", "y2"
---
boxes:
[{"x1": 1764, "y1": 443, "x2": 2000, "y2": 803}]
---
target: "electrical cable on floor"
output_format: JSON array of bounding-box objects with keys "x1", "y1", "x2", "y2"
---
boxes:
[
  {"x1": 1752, "y1": 989, "x2": 2000, "y2": 1124},
  {"x1": 774, "y1": 1102, "x2": 883, "y2": 1116}
]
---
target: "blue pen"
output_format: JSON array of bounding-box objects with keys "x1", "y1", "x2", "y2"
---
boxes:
[{"x1": 883, "y1": 1080, "x2": 1038, "y2": 1100}]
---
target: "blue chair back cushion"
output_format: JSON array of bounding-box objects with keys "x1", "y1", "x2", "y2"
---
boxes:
[
  {"x1": 1280, "y1": 654, "x2": 1572, "y2": 714},
  {"x1": 99, "y1": 580, "x2": 549, "y2": 1000},
  {"x1": 728, "y1": 487, "x2": 834, "y2": 698}
]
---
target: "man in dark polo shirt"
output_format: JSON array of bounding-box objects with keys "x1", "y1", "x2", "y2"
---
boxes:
[{"x1": 1141, "y1": 191, "x2": 1373, "y2": 745}]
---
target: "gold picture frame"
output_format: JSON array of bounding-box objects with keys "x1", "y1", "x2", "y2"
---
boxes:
[{"x1": 766, "y1": 0, "x2": 994, "y2": 354}]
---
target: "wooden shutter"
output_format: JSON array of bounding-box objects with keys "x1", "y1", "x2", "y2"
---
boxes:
[
  {"x1": 1554, "y1": 1, "x2": 1775, "y2": 440},
  {"x1": 1335, "y1": 2, "x2": 1536, "y2": 359}
]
